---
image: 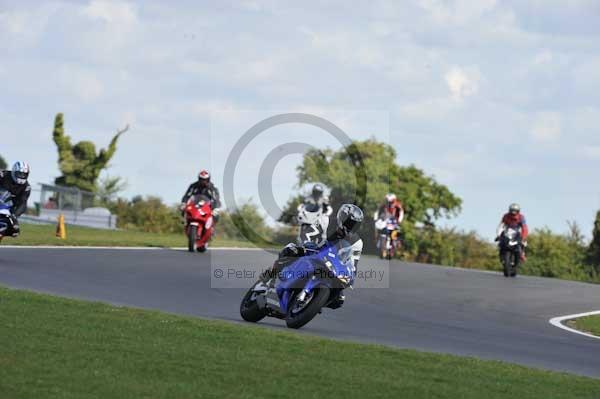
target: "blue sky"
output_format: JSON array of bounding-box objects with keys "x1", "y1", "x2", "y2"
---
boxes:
[{"x1": 1, "y1": 0, "x2": 599, "y2": 240}]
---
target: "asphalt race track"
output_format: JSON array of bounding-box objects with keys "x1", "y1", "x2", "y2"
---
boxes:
[{"x1": 1, "y1": 247, "x2": 599, "y2": 377}]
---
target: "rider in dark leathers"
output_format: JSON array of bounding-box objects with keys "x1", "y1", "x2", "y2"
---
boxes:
[
  {"x1": 0, "y1": 161, "x2": 31, "y2": 240},
  {"x1": 180, "y1": 169, "x2": 221, "y2": 220},
  {"x1": 263, "y1": 204, "x2": 364, "y2": 308}
]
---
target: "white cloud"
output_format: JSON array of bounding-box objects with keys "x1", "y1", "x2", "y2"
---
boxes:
[
  {"x1": 191, "y1": 100, "x2": 238, "y2": 116},
  {"x1": 76, "y1": 0, "x2": 140, "y2": 63},
  {"x1": 418, "y1": 0, "x2": 497, "y2": 25},
  {"x1": 445, "y1": 66, "x2": 481, "y2": 101},
  {"x1": 580, "y1": 145, "x2": 600, "y2": 159},
  {"x1": 58, "y1": 65, "x2": 105, "y2": 102},
  {"x1": 531, "y1": 112, "x2": 562, "y2": 142},
  {"x1": 0, "y1": 4, "x2": 58, "y2": 48},
  {"x1": 533, "y1": 49, "x2": 553, "y2": 65},
  {"x1": 397, "y1": 97, "x2": 458, "y2": 119},
  {"x1": 82, "y1": 0, "x2": 138, "y2": 25}
]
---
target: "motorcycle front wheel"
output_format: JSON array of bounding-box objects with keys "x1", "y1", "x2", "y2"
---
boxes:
[
  {"x1": 285, "y1": 286, "x2": 330, "y2": 329},
  {"x1": 511, "y1": 252, "x2": 520, "y2": 277},
  {"x1": 378, "y1": 236, "x2": 387, "y2": 259},
  {"x1": 502, "y1": 251, "x2": 513, "y2": 278},
  {"x1": 187, "y1": 225, "x2": 198, "y2": 253}
]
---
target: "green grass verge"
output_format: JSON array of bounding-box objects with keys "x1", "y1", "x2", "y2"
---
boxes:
[
  {"x1": 4, "y1": 223, "x2": 258, "y2": 248},
  {"x1": 1, "y1": 287, "x2": 599, "y2": 399},
  {"x1": 571, "y1": 315, "x2": 600, "y2": 337}
]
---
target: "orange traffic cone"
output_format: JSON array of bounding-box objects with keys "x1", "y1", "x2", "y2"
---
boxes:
[{"x1": 56, "y1": 214, "x2": 67, "y2": 239}]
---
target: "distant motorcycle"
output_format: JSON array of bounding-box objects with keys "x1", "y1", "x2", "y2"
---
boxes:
[
  {"x1": 296, "y1": 202, "x2": 325, "y2": 245},
  {"x1": 375, "y1": 217, "x2": 401, "y2": 259},
  {"x1": 184, "y1": 194, "x2": 214, "y2": 253},
  {"x1": 498, "y1": 227, "x2": 523, "y2": 277},
  {"x1": 239, "y1": 241, "x2": 354, "y2": 329}
]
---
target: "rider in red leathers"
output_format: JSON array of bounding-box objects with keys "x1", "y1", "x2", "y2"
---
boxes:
[{"x1": 495, "y1": 203, "x2": 529, "y2": 260}]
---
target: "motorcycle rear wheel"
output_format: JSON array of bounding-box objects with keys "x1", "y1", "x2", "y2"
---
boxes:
[
  {"x1": 240, "y1": 282, "x2": 268, "y2": 322},
  {"x1": 286, "y1": 286, "x2": 330, "y2": 329}
]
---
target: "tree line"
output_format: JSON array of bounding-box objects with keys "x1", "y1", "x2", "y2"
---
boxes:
[{"x1": 45, "y1": 114, "x2": 600, "y2": 283}]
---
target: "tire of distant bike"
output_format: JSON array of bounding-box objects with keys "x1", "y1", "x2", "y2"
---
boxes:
[
  {"x1": 502, "y1": 251, "x2": 518, "y2": 278},
  {"x1": 378, "y1": 236, "x2": 387, "y2": 259}
]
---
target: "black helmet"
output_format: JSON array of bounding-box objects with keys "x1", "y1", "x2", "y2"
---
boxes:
[
  {"x1": 509, "y1": 203, "x2": 520, "y2": 214},
  {"x1": 312, "y1": 183, "x2": 324, "y2": 199},
  {"x1": 336, "y1": 204, "x2": 364, "y2": 235}
]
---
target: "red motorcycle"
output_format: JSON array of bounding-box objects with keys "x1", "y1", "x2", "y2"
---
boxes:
[{"x1": 184, "y1": 194, "x2": 214, "y2": 253}]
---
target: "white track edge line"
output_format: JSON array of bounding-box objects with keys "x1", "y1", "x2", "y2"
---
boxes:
[
  {"x1": 0, "y1": 245, "x2": 268, "y2": 251},
  {"x1": 549, "y1": 310, "x2": 600, "y2": 340}
]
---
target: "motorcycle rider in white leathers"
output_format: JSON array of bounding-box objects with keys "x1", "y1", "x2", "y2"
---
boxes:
[{"x1": 299, "y1": 183, "x2": 333, "y2": 241}]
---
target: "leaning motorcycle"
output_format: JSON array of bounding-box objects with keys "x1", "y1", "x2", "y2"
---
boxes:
[
  {"x1": 375, "y1": 217, "x2": 400, "y2": 259},
  {"x1": 184, "y1": 194, "x2": 214, "y2": 253},
  {"x1": 0, "y1": 190, "x2": 16, "y2": 243},
  {"x1": 239, "y1": 241, "x2": 354, "y2": 329},
  {"x1": 498, "y1": 227, "x2": 522, "y2": 277},
  {"x1": 296, "y1": 202, "x2": 325, "y2": 245}
]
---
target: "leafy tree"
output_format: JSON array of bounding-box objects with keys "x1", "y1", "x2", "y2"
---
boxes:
[
  {"x1": 283, "y1": 139, "x2": 462, "y2": 252},
  {"x1": 588, "y1": 210, "x2": 600, "y2": 273},
  {"x1": 524, "y1": 225, "x2": 593, "y2": 281},
  {"x1": 0, "y1": 154, "x2": 6, "y2": 170},
  {"x1": 53, "y1": 113, "x2": 129, "y2": 192},
  {"x1": 220, "y1": 201, "x2": 274, "y2": 244},
  {"x1": 412, "y1": 227, "x2": 497, "y2": 269},
  {"x1": 277, "y1": 194, "x2": 304, "y2": 225},
  {"x1": 109, "y1": 196, "x2": 181, "y2": 233},
  {"x1": 97, "y1": 175, "x2": 128, "y2": 205}
]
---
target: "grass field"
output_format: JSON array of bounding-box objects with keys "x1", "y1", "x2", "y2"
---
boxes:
[
  {"x1": 3, "y1": 223, "x2": 257, "y2": 248},
  {"x1": 571, "y1": 315, "x2": 600, "y2": 337},
  {"x1": 1, "y1": 287, "x2": 599, "y2": 399}
]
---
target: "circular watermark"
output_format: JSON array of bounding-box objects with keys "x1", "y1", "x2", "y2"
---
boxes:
[{"x1": 222, "y1": 113, "x2": 367, "y2": 247}]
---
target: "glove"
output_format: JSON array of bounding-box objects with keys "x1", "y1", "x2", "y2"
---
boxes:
[
  {"x1": 522, "y1": 240, "x2": 528, "y2": 247},
  {"x1": 179, "y1": 203, "x2": 187, "y2": 211},
  {"x1": 279, "y1": 243, "x2": 304, "y2": 258},
  {"x1": 9, "y1": 214, "x2": 20, "y2": 237},
  {"x1": 494, "y1": 236, "x2": 499, "y2": 242},
  {"x1": 303, "y1": 241, "x2": 319, "y2": 252}
]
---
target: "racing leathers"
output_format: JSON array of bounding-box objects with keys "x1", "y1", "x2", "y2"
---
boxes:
[
  {"x1": 299, "y1": 194, "x2": 333, "y2": 241},
  {"x1": 376, "y1": 200, "x2": 404, "y2": 225},
  {"x1": 181, "y1": 181, "x2": 221, "y2": 218},
  {"x1": 496, "y1": 212, "x2": 529, "y2": 261},
  {"x1": 374, "y1": 200, "x2": 404, "y2": 243},
  {"x1": 0, "y1": 170, "x2": 31, "y2": 238},
  {"x1": 496, "y1": 212, "x2": 529, "y2": 242}
]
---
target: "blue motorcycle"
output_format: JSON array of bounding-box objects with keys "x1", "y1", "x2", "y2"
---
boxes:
[
  {"x1": 240, "y1": 241, "x2": 355, "y2": 329},
  {"x1": 0, "y1": 189, "x2": 15, "y2": 240}
]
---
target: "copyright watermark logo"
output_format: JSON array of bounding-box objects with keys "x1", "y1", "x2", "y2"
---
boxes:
[
  {"x1": 210, "y1": 264, "x2": 390, "y2": 289},
  {"x1": 208, "y1": 109, "x2": 391, "y2": 286}
]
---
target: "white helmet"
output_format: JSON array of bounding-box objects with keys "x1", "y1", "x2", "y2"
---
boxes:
[
  {"x1": 11, "y1": 161, "x2": 30, "y2": 185},
  {"x1": 385, "y1": 193, "x2": 396, "y2": 205}
]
